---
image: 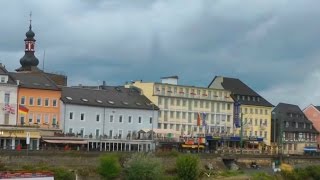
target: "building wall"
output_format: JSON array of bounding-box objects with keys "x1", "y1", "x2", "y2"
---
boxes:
[
  {"x1": 239, "y1": 105, "x2": 272, "y2": 145},
  {"x1": 133, "y1": 81, "x2": 234, "y2": 135},
  {"x1": 60, "y1": 103, "x2": 158, "y2": 139},
  {"x1": 0, "y1": 85, "x2": 18, "y2": 125},
  {"x1": 303, "y1": 106, "x2": 320, "y2": 147},
  {"x1": 17, "y1": 88, "x2": 61, "y2": 129}
]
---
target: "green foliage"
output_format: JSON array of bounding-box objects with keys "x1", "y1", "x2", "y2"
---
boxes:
[
  {"x1": 97, "y1": 154, "x2": 121, "y2": 180},
  {"x1": 124, "y1": 153, "x2": 164, "y2": 180},
  {"x1": 51, "y1": 167, "x2": 75, "y2": 180},
  {"x1": 252, "y1": 172, "x2": 275, "y2": 180},
  {"x1": 176, "y1": 154, "x2": 200, "y2": 180},
  {"x1": 281, "y1": 165, "x2": 320, "y2": 180}
]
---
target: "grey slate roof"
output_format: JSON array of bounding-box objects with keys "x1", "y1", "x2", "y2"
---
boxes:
[
  {"x1": 9, "y1": 72, "x2": 60, "y2": 91},
  {"x1": 61, "y1": 86, "x2": 159, "y2": 110},
  {"x1": 315, "y1": 106, "x2": 320, "y2": 112},
  {"x1": 209, "y1": 76, "x2": 273, "y2": 107},
  {"x1": 273, "y1": 103, "x2": 318, "y2": 133},
  {"x1": 0, "y1": 65, "x2": 17, "y2": 85}
]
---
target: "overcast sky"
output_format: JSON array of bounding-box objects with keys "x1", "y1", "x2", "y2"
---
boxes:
[{"x1": 1, "y1": 0, "x2": 320, "y2": 108}]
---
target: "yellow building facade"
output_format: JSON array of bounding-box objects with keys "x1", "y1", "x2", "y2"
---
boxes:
[
  {"x1": 240, "y1": 105, "x2": 273, "y2": 145},
  {"x1": 131, "y1": 77, "x2": 234, "y2": 136},
  {"x1": 208, "y1": 76, "x2": 273, "y2": 146}
]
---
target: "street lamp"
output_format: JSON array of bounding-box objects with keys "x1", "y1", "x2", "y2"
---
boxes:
[{"x1": 240, "y1": 113, "x2": 249, "y2": 155}]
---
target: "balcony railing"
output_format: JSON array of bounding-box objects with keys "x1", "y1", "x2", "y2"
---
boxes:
[{"x1": 154, "y1": 90, "x2": 232, "y2": 101}]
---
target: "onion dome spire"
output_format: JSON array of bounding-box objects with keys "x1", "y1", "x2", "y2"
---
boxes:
[{"x1": 16, "y1": 12, "x2": 39, "y2": 72}]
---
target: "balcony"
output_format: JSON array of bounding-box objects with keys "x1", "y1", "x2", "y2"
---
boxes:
[{"x1": 154, "y1": 90, "x2": 232, "y2": 102}]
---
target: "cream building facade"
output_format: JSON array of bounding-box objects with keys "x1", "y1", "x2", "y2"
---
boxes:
[{"x1": 131, "y1": 76, "x2": 234, "y2": 136}]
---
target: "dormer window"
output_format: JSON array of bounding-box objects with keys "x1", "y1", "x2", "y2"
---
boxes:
[
  {"x1": 242, "y1": 96, "x2": 245, "y2": 100},
  {"x1": 253, "y1": 97, "x2": 256, "y2": 101},
  {"x1": 247, "y1": 96, "x2": 250, "y2": 101},
  {"x1": 0, "y1": 75, "x2": 8, "y2": 83},
  {"x1": 257, "y1": 97, "x2": 260, "y2": 102}
]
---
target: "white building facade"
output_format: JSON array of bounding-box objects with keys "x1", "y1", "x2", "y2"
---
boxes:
[
  {"x1": 0, "y1": 65, "x2": 18, "y2": 125},
  {"x1": 60, "y1": 86, "x2": 158, "y2": 140}
]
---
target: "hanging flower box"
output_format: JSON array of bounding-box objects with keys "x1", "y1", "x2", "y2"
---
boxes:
[
  {"x1": 179, "y1": 91, "x2": 184, "y2": 94},
  {"x1": 190, "y1": 92, "x2": 196, "y2": 95},
  {"x1": 202, "y1": 94, "x2": 208, "y2": 96}
]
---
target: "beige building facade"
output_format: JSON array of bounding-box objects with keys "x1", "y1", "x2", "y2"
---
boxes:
[{"x1": 131, "y1": 76, "x2": 234, "y2": 136}]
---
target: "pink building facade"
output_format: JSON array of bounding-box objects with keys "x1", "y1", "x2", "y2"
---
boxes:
[{"x1": 303, "y1": 105, "x2": 320, "y2": 148}]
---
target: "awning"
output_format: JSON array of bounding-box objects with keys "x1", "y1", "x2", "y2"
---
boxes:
[
  {"x1": 304, "y1": 147, "x2": 317, "y2": 152},
  {"x1": 181, "y1": 144, "x2": 205, "y2": 149},
  {"x1": 43, "y1": 139, "x2": 88, "y2": 144}
]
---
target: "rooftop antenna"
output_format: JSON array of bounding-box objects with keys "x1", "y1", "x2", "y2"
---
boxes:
[{"x1": 42, "y1": 50, "x2": 46, "y2": 71}]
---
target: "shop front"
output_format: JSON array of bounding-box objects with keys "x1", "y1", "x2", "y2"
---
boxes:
[{"x1": 0, "y1": 128, "x2": 41, "y2": 150}]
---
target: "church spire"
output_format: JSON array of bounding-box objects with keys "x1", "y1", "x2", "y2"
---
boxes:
[{"x1": 16, "y1": 12, "x2": 40, "y2": 72}]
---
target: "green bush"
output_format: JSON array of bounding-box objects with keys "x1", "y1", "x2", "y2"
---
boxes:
[
  {"x1": 97, "y1": 154, "x2": 121, "y2": 180},
  {"x1": 176, "y1": 154, "x2": 200, "y2": 180},
  {"x1": 124, "y1": 153, "x2": 164, "y2": 180},
  {"x1": 51, "y1": 167, "x2": 75, "y2": 180}
]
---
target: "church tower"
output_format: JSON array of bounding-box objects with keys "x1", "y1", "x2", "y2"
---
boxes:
[{"x1": 16, "y1": 12, "x2": 40, "y2": 72}]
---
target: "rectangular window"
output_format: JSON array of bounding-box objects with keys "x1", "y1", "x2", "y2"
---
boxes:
[
  {"x1": 170, "y1": 111, "x2": 174, "y2": 118},
  {"x1": 37, "y1": 98, "x2": 42, "y2": 106},
  {"x1": 96, "y1": 129, "x2": 100, "y2": 137},
  {"x1": 176, "y1": 112, "x2": 180, "y2": 118},
  {"x1": 128, "y1": 116, "x2": 132, "y2": 123},
  {"x1": 227, "y1": 103, "x2": 231, "y2": 110},
  {"x1": 110, "y1": 115, "x2": 114, "y2": 122},
  {"x1": 260, "y1": 109, "x2": 263, "y2": 114},
  {"x1": 264, "y1": 131, "x2": 267, "y2": 138},
  {"x1": 36, "y1": 114, "x2": 41, "y2": 124},
  {"x1": 80, "y1": 128, "x2": 85, "y2": 137},
  {"x1": 255, "y1": 109, "x2": 258, "y2": 114},
  {"x1": 80, "y1": 113, "x2": 85, "y2": 121},
  {"x1": 44, "y1": 114, "x2": 49, "y2": 124},
  {"x1": 52, "y1": 115, "x2": 57, "y2": 125},
  {"x1": 200, "y1": 101, "x2": 204, "y2": 108},
  {"x1": 183, "y1": 100, "x2": 186, "y2": 106},
  {"x1": 255, "y1": 119, "x2": 258, "y2": 126},
  {"x1": 52, "y1": 99, "x2": 57, "y2": 107},
  {"x1": 96, "y1": 114, "x2": 100, "y2": 122},
  {"x1": 44, "y1": 98, "x2": 49, "y2": 107},
  {"x1": 21, "y1": 96, "x2": 26, "y2": 105},
  {"x1": 170, "y1": 99, "x2": 174, "y2": 105},
  {"x1": 177, "y1": 99, "x2": 180, "y2": 106},
  {"x1": 4, "y1": 93, "x2": 10, "y2": 105},
  {"x1": 265, "y1": 109, "x2": 268, "y2": 115},
  {"x1": 69, "y1": 128, "x2": 73, "y2": 134},
  {"x1": 20, "y1": 114, "x2": 25, "y2": 124},
  {"x1": 28, "y1": 113, "x2": 33, "y2": 123},
  {"x1": 29, "y1": 97, "x2": 34, "y2": 106},
  {"x1": 109, "y1": 130, "x2": 113, "y2": 138},
  {"x1": 118, "y1": 115, "x2": 123, "y2": 123},
  {"x1": 149, "y1": 117, "x2": 152, "y2": 124},
  {"x1": 194, "y1": 100, "x2": 198, "y2": 107},
  {"x1": 139, "y1": 116, "x2": 142, "y2": 123},
  {"x1": 69, "y1": 112, "x2": 73, "y2": 120},
  {"x1": 118, "y1": 130, "x2": 123, "y2": 139},
  {"x1": 0, "y1": 76, "x2": 5, "y2": 83},
  {"x1": 227, "y1": 115, "x2": 231, "y2": 122},
  {"x1": 182, "y1": 112, "x2": 186, "y2": 119}
]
